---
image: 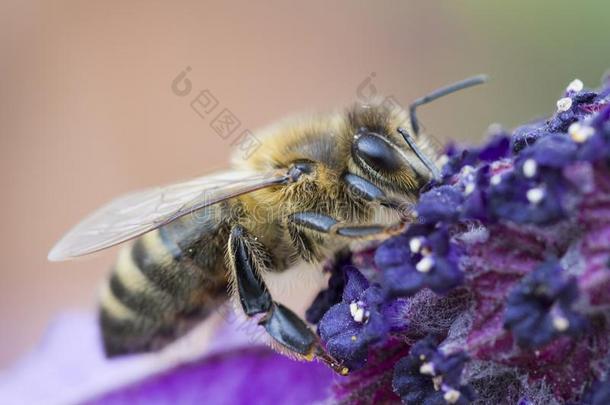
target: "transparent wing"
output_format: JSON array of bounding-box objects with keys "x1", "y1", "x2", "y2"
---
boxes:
[{"x1": 48, "y1": 169, "x2": 288, "y2": 261}]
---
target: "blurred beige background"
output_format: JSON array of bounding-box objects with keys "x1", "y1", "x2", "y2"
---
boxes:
[{"x1": 2, "y1": 0, "x2": 610, "y2": 368}]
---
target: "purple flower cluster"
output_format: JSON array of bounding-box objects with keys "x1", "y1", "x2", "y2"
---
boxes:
[{"x1": 309, "y1": 77, "x2": 610, "y2": 404}]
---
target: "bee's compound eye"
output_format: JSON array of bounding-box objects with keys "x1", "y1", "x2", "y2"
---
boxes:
[{"x1": 353, "y1": 132, "x2": 402, "y2": 172}]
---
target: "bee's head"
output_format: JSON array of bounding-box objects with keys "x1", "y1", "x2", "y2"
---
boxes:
[
  {"x1": 347, "y1": 103, "x2": 439, "y2": 197},
  {"x1": 348, "y1": 75, "x2": 486, "y2": 196}
]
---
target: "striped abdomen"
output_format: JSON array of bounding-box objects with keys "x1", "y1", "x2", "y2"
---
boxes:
[{"x1": 99, "y1": 205, "x2": 231, "y2": 356}]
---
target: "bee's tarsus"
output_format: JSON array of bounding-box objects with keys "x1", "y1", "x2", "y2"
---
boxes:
[
  {"x1": 259, "y1": 302, "x2": 317, "y2": 356},
  {"x1": 335, "y1": 225, "x2": 387, "y2": 237},
  {"x1": 314, "y1": 346, "x2": 350, "y2": 376}
]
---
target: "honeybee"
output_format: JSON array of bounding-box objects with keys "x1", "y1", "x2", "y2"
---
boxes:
[{"x1": 49, "y1": 76, "x2": 486, "y2": 375}]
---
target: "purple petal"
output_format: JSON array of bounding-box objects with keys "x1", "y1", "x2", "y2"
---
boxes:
[
  {"x1": 318, "y1": 303, "x2": 358, "y2": 341},
  {"x1": 478, "y1": 134, "x2": 510, "y2": 161},
  {"x1": 86, "y1": 348, "x2": 334, "y2": 405},
  {"x1": 382, "y1": 264, "x2": 424, "y2": 297},
  {"x1": 342, "y1": 268, "x2": 370, "y2": 302},
  {"x1": 374, "y1": 235, "x2": 411, "y2": 269},
  {"x1": 0, "y1": 311, "x2": 334, "y2": 405}
]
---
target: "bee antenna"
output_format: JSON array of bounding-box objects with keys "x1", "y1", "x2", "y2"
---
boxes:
[
  {"x1": 409, "y1": 74, "x2": 488, "y2": 136},
  {"x1": 397, "y1": 127, "x2": 441, "y2": 180}
]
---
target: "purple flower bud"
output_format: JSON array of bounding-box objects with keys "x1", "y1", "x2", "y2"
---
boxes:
[
  {"x1": 392, "y1": 337, "x2": 475, "y2": 404},
  {"x1": 503, "y1": 260, "x2": 587, "y2": 348},
  {"x1": 318, "y1": 269, "x2": 390, "y2": 370},
  {"x1": 376, "y1": 226, "x2": 463, "y2": 297}
]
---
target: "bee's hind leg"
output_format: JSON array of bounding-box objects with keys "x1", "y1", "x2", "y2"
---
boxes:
[{"x1": 227, "y1": 225, "x2": 348, "y2": 375}]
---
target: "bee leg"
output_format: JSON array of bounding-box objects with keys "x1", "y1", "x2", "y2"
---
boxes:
[
  {"x1": 228, "y1": 225, "x2": 348, "y2": 375},
  {"x1": 343, "y1": 172, "x2": 412, "y2": 213},
  {"x1": 228, "y1": 225, "x2": 272, "y2": 316},
  {"x1": 289, "y1": 212, "x2": 407, "y2": 239},
  {"x1": 290, "y1": 174, "x2": 415, "y2": 239}
]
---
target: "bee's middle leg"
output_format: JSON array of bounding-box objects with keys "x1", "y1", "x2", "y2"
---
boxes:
[{"x1": 227, "y1": 225, "x2": 348, "y2": 374}]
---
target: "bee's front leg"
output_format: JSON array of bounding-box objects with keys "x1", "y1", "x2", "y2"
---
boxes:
[
  {"x1": 287, "y1": 173, "x2": 414, "y2": 239},
  {"x1": 227, "y1": 225, "x2": 348, "y2": 375}
]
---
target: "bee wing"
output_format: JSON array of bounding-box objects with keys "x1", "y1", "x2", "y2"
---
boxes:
[{"x1": 48, "y1": 169, "x2": 289, "y2": 261}]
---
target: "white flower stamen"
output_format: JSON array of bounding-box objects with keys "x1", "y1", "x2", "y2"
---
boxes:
[
  {"x1": 556, "y1": 97, "x2": 573, "y2": 112},
  {"x1": 350, "y1": 301, "x2": 368, "y2": 323},
  {"x1": 416, "y1": 256, "x2": 435, "y2": 273},
  {"x1": 349, "y1": 302, "x2": 358, "y2": 317},
  {"x1": 464, "y1": 182, "x2": 476, "y2": 196},
  {"x1": 353, "y1": 308, "x2": 365, "y2": 323},
  {"x1": 522, "y1": 159, "x2": 538, "y2": 178},
  {"x1": 444, "y1": 389, "x2": 462, "y2": 404},
  {"x1": 490, "y1": 174, "x2": 502, "y2": 185},
  {"x1": 409, "y1": 237, "x2": 423, "y2": 253},
  {"x1": 569, "y1": 122, "x2": 595, "y2": 143},
  {"x1": 526, "y1": 187, "x2": 545, "y2": 204},
  {"x1": 552, "y1": 315, "x2": 570, "y2": 332},
  {"x1": 566, "y1": 78, "x2": 584, "y2": 93},
  {"x1": 460, "y1": 165, "x2": 475, "y2": 176},
  {"x1": 419, "y1": 361, "x2": 435, "y2": 376}
]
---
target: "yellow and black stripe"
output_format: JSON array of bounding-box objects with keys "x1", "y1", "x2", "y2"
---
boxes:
[{"x1": 99, "y1": 207, "x2": 231, "y2": 355}]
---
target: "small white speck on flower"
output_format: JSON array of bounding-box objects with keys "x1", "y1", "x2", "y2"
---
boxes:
[
  {"x1": 350, "y1": 301, "x2": 368, "y2": 323},
  {"x1": 416, "y1": 256, "x2": 434, "y2": 273},
  {"x1": 461, "y1": 165, "x2": 475, "y2": 176},
  {"x1": 553, "y1": 315, "x2": 570, "y2": 332},
  {"x1": 490, "y1": 174, "x2": 502, "y2": 185},
  {"x1": 464, "y1": 182, "x2": 476, "y2": 196},
  {"x1": 556, "y1": 97, "x2": 573, "y2": 112},
  {"x1": 444, "y1": 389, "x2": 462, "y2": 404},
  {"x1": 487, "y1": 122, "x2": 503, "y2": 135},
  {"x1": 409, "y1": 237, "x2": 423, "y2": 253},
  {"x1": 419, "y1": 361, "x2": 435, "y2": 376},
  {"x1": 569, "y1": 122, "x2": 595, "y2": 143},
  {"x1": 433, "y1": 376, "x2": 443, "y2": 391},
  {"x1": 566, "y1": 78, "x2": 584, "y2": 93},
  {"x1": 353, "y1": 307, "x2": 365, "y2": 323},
  {"x1": 522, "y1": 159, "x2": 538, "y2": 178},
  {"x1": 526, "y1": 187, "x2": 545, "y2": 204},
  {"x1": 349, "y1": 302, "x2": 358, "y2": 317}
]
